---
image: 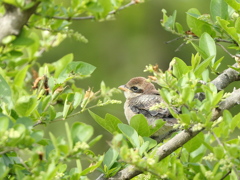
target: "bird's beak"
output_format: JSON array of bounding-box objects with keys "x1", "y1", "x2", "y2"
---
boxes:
[{"x1": 118, "y1": 85, "x2": 129, "y2": 91}]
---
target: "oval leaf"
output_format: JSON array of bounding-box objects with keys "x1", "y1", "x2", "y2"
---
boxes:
[
  {"x1": 118, "y1": 124, "x2": 140, "y2": 148},
  {"x1": 130, "y1": 114, "x2": 150, "y2": 137}
]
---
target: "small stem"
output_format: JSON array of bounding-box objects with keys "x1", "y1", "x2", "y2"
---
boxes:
[
  {"x1": 0, "y1": 148, "x2": 16, "y2": 155},
  {"x1": 216, "y1": 43, "x2": 235, "y2": 58},
  {"x1": 215, "y1": 38, "x2": 235, "y2": 44},
  {"x1": 33, "y1": 120, "x2": 45, "y2": 127},
  {"x1": 220, "y1": 170, "x2": 231, "y2": 180},
  {"x1": 165, "y1": 36, "x2": 184, "y2": 44},
  {"x1": 211, "y1": 131, "x2": 225, "y2": 150}
]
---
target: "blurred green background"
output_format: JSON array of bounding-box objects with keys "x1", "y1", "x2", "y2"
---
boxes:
[{"x1": 38, "y1": 0, "x2": 238, "y2": 177}]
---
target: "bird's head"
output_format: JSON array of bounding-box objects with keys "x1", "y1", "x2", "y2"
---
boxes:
[{"x1": 118, "y1": 77, "x2": 159, "y2": 99}]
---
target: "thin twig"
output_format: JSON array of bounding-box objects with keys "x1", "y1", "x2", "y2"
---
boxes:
[
  {"x1": 0, "y1": 148, "x2": 16, "y2": 155},
  {"x1": 216, "y1": 43, "x2": 235, "y2": 58},
  {"x1": 175, "y1": 42, "x2": 186, "y2": 52},
  {"x1": 220, "y1": 170, "x2": 232, "y2": 180},
  {"x1": 211, "y1": 131, "x2": 225, "y2": 149},
  {"x1": 165, "y1": 36, "x2": 184, "y2": 44},
  {"x1": 34, "y1": 26, "x2": 55, "y2": 32},
  {"x1": 33, "y1": 120, "x2": 45, "y2": 127},
  {"x1": 215, "y1": 38, "x2": 235, "y2": 44}
]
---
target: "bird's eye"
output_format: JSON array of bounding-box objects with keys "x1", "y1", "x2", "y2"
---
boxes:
[
  {"x1": 131, "y1": 86, "x2": 142, "y2": 93},
  {"x1": 131, "y1": 86, "x2": 138, "y2": 91}
]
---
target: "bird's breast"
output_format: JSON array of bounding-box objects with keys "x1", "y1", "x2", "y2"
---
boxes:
[{"x1": 124, "y1": 100, "x2": 136, "y2": 124}]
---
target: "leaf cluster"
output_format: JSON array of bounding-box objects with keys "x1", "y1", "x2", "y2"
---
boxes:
[{"x1": 1, "y1": 0, "x2": 240, "y2": 179}]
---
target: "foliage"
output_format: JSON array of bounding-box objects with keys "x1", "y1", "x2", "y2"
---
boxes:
[
  {"x1": 0, "y1": 0, "x2": 240, "y2": 179},
  {"x1": 0, "y1": 0, "x2": 129, "y2": 179}
]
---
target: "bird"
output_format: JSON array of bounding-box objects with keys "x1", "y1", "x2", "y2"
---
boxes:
[{"x1": 118, "y1": 77, "x2": 178, "y2": 140}]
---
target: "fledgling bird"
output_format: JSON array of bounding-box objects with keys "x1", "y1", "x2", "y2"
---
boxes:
[{"x1": 119, "y1": 77, "x2": 178, "y2": 139}]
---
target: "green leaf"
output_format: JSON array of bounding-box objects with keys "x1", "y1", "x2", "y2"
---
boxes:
[
  {"x1": 149, "y1": 119, "x2": 166, "y2": 136},
  {"x1": 140, "y1": 137, "x2": 157, "y2": 156},
  {"x1": 210, "y1": 0, "x2": 229, "y2": 21},
  {"x1": 212, "y1": 90, "x2": 224, "y2": 106},
  {"x1": 184, "y1": 132, "x2": 204, "y2": 152},
  {"x1": 212, "y1": 56, "x2": 224, "y2": 71},
  {"x1": 175, "y1": 22, "x2": 184, "y2": 34},
  {"x1": 191, "y1": 53, "x2": 201, "y2": 70},
  {"x1": 60, "y1": 61, "x2": 96, "y2": 78},
  {"x1": 99, "y1": 0, "x2": 112, "y2": 17},
  {"x1": 182, "y1": 86, "x2": 195, "y2": 104},
  {"x1": 161, "y1": 9, "x2": 177, "y2": 30},
  {"x1": 16, "y1": 117, "x2": 33, "y2": 129},
  {"x1": 0, "y1": 162, "x2": 8, "y2": 179},
  {"x1": 235, "y1": 17, "x2": 240, "y2": 34},
  {"x1": 199, "y1": 33, "x2": 216, "y2": 63},
  {"x1": 194, "y1": 56, "x2": 213, "y2": 77},
  {"x1": 1, "y1": 35, "x2": 16, "y2": 44},
  {"x1": 172, "y1": 57, "x2": 190, "y2": 78},
  {"x1": 80, "y1": 156, "x2": 103, "y2": 175},
  {"x1": 217, "y1": 17, "x2": 240, "y2": 44},
  {"x1": 213, "y1": 146, "x2": 225, "y2": 159},
  {"x1": 89, "y1": 111, "x2": 122, "y2": 134},
  {"x1": 2, "y1": 0, "x2": 18, "y2": 7},
  {"x1": 71, "y1": 122, "x2": 93, "y2": 142},
  {"x1": 39, "y1": 96, "x2": 52, "y2": 113},
  {"x1": 223, "y1": 110, "x2": 232, "y2": 125},
  {"x1": 31, "y1": 129, "x2": 44, "y2": 142},
  {"x1": 130, "y1": 114, "x2": 150, "y2": 137},
  {"x1": 53, "y1": 54, "x2": 73, "y2": 78},
  {"x1": 65, "y1": 122, "x2": 73, "y2": 150},
  {"x1": 73, "y1": 92, "x2": 83, "y2": 109},
  {"x1": 179, "y1": 114, "x2": 191, "y2": 125},
  {"x1": 15, "y1": 95, "x2": 37, "y2": 116},
  {"x1": 0, "y1": 74, "x2": 12, "y2": 107},
  {"x1": 224, "y1": 0, "x2": 240, "y2": 11},
  {"x1": 13, "y1": 65, "x2": 29, "y2": 87},
  {"x1": 48, "y1": 105, "x2": 56, "y2": 121},
  {"x1": 187, "y1": 8, "x2": 215, "y2": 37},
  {"x1": 103, "y1": 148, "x2": 119, "y2": 169},
  {"x1": 139, "y1": 141, "x2": 150, "y2": 156},
  {"x1": 142, "y1": 137, "x2": 157, "y2": 150},
  {"x1": 0, "y1": 116, "x2": 9, "y2": 132},
  {"x1": 191, "y1": 42, "x2": 208, "y2": 58},
  {"x1": 118, "y1": 124, "x2": 140, "y2": 148},
  {"x1": 88, "y1": 135, "x2": 102, "y2": 147},
  {"x1": 12, "y1": 28, "x2": 34, "y2": 46},
  {"x1": 63, "y1": 93, "x2": 74, "y2": 118},
  {"x1": 230, "y1": 113, "x2": 240, "y2": 130}
]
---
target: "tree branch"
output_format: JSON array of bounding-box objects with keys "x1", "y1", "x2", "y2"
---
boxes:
[
  {"x1": 211, "y1": 63, "x2": 240, "y2": 91},
  {"x1": 0, "y1": 2, "x2": 39, "y2": 44},
  {"x1": 97, "y1": 63, "x2": 240, "y2": 180}
]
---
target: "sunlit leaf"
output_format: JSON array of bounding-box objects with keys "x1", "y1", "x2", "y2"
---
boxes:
[
  {"x1": 224, "y1": 0, "x2": 240, "y2": 11},
  {"x1": 89, "y1": 111, "x2": 122, "y2": 134},
  {"x1": 53, "y1": 54, "x2": 73, "y2": 78},
  {"x1": 71, "y1": 122, "x2": 93, "y2": 142},
  {"x1": 118, "y1": 124, "x2": 140, "y2": 148},
  {"x1": 130, "y1": 114, "x2": 150, "y2": 137},
  {"x1": 103, "y1": 148, "x2": 119, "y2": 169},
  {"x1": 0, "y1": 75, "x2": 12, "y2": 107},
  {"x1": 15, "y1": 96, "x2": 37, "y2": 117},
  {"x1": 217, "y1": 17, "x2": 240, "y2": 44},
  {"x1": 187, "y1": 8, "x2": 216, "y2": 37},
  {"x1": 199, "y1": 33, "x2": 216, "y2": 63},
  {"x1": 172, "y1": 57, "x2": 190, "y2": 78},
  {"x1": 210, "y1": 0, "x2": 229, "y2": 21},
  {"x1": 80, "y1": 156, "x2": 103, "y2": 175}
]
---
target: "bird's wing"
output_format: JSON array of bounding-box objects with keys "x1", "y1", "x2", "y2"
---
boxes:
[{"x1": 129, "y1": 94, "x2": 172, "y2": 119}]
